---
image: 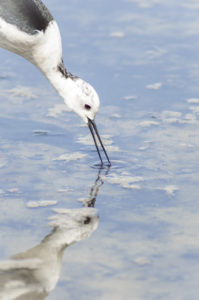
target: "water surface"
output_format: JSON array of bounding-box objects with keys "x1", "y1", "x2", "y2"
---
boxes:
[{"x1": 0, "y1": 0, "x2": 199, "y2": 299}]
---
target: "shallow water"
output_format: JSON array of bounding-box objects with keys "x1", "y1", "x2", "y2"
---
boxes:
[{"x1": 1, "y1": 0, "x2": 199, "y2": 299}]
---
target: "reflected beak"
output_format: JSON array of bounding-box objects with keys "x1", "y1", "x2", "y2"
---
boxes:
[{"x1": 88, "y1": 118, "x2": 111, "y2": 166}]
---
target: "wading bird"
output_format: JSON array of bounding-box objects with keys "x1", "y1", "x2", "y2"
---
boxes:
[{"x1": 0, "y1": 0, "x2": 111, "y2": 166}]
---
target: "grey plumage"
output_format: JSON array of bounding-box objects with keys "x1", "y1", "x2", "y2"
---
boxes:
[
  {"x1": 57, "y1": 58, "x2": 77, "y2": 80},
  {"x1": 0, "y1": 0, "x2": 53, "y2": 34}
]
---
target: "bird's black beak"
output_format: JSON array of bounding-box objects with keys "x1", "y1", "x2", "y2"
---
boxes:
[{"x1": 88, "y1": 118, "x2": 111, "y2": 166}]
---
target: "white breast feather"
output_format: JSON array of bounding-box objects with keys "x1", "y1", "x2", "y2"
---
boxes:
[{"x1": 0, "y1": 18, "x2": 62, "y2": 73}]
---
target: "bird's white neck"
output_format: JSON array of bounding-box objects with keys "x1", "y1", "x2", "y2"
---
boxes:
[
  {"x1": 31, "y1": 20, "x2": 99, "y2": 122},
  {"x1": 44, "y1": 68, "x2": 76, "y2": 110},
  {"x1": 29, "y1": 20, "x2": 78, "y2": 111}
]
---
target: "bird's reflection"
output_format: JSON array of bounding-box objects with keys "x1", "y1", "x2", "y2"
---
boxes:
[
  {"x1": 80, "y1": 167, "x2": 105, "y2": 208},
  {"x1": 0, "y1": 168, "x2": 108, "y2": 300}
]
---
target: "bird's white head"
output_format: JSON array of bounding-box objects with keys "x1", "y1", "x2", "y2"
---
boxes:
[
  {"x1": 46, "y1": 63, "x2": 110, "y2": 165},
  {"x1": 61, "y1": 77, "x2": 110, "y2": 165},
  {"x1": 65, "y1": 78, "x2": 100, "y2": 124}
]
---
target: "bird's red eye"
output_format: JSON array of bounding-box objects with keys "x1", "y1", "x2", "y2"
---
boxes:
[{"x1": 84, "y1": 104, "x2": 91, "y2": 110}]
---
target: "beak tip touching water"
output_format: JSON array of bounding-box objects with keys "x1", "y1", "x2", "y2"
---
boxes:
[{"x1": 87, "y1": 118, "x2": 111, "y2": 167}]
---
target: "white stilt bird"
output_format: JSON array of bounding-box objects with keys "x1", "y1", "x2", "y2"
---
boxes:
[{"x1": 0, "y1": 0, "x2": 111, "y2": 165}]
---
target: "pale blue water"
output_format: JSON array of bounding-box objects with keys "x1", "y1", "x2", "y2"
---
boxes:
[{"x1": 1, "y1": 0, "x2": 199, "y2": 299}]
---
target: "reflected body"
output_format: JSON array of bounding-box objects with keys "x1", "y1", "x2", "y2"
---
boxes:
[
  {"x1": 0, "y1": 207, "x2": 98, "y2": 300},
  {"x1": 0, "y1": 0, "x2": 110, "y2": 165},
  {"x1": 0, "y1": 168, "x2": 105, "y2": 300}
]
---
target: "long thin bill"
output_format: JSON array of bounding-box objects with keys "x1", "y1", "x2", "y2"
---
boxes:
[{"x1": 88, "y1": 118, "x2": 111, "y2": 166}]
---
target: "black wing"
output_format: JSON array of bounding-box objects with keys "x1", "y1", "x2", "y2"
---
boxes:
[{"x1": 0, "y1": 0, "x2": 53, "y2": 34}]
